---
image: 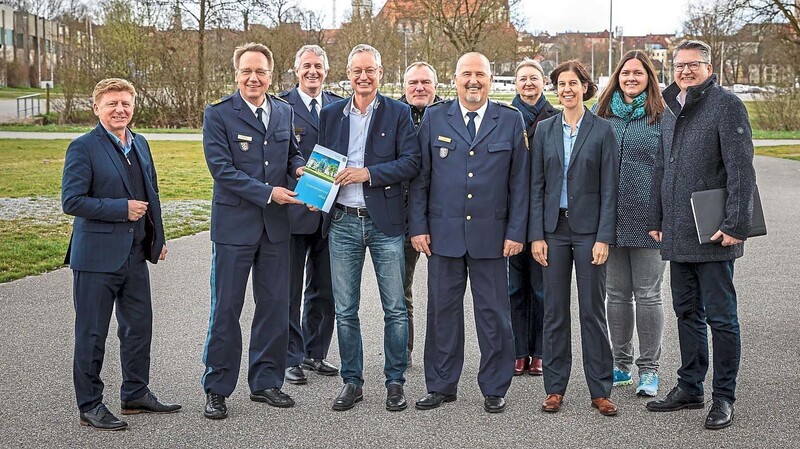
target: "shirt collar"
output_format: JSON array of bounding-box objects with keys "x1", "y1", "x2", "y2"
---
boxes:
[
  {"x1": 243, "y1": 95, "x2": 269, "y2": 116},
  {"x1": 458, "y1": 100, "x2": 488, "y2": 121},
  {"x1": 561, "y1": 109, "x2": 586, "y2": 132},
  {"x1": 297, "y1": 88, "x2": 322, "y2": 110},
  {"x1": 343, "y1": 95, "x2": 378, "y2": 117},
  {"x1": 104, "y1": 126, "x2": 133, "y2": 153}
]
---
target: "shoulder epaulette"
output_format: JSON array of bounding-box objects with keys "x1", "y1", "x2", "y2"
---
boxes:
[
  {"x1": 211, "y1": 93, "x2": 233, "y2": 106},
  {"x1": 324, "y1": 90, "x2": 345, "y2": 100},
  {"x1": 277, "y1": 90, "x2": 291, "y2": 98},
  {"x1": 494, "y1": 100, "x2": 518, "y2": 111},
  {"x1": 271, "y1": 94, "x2": 289, "y2": 104},
  {"x1": 428, "y1": 99, "x2": 452, "y2": 109}
]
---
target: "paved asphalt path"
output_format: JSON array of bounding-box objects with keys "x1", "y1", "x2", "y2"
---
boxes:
[
  {"x1": 0, "y1": 131, "x2": 796, "y2": 148},
  {"x1": 1, "y1": 155, "x2": 798, "y2": 448}
]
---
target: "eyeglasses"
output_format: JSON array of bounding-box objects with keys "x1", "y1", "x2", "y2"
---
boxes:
[
  {"x1": 349, "y1": 67, "x2": 379, "y2": 77},
  {"x1": 672, "y1": 61, "x2": 709, "y2": 72},
  {"x1": 239, "y1": 68, "x2": 271, "y2": 78}
]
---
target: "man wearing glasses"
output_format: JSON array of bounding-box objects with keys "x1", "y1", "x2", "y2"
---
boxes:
[
  {"x1": 318, "y1": 44, "x2": 420, "y2": 412},
  {"x1": 201, "y1": 42, "x2": 306, "y2": 419},
  {"x1": 646, "y1": 40, "x2": 756, "y2": 430}
]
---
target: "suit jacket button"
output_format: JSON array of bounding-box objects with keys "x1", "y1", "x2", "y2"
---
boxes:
[
  {"x1": 129, "y1": 228, "x2": 133, "y2": 233},
  {"x1": 264, "y1": 141, "x2": 268, "y2": 145},
  {"x1": 468, "y1": 172, "x2": 473, "y2": 177},
  {"x1": 469, "y1": 151, "x2": 475, "y2": 156},
  {"x1": 466, "y1": 215, "x2": 472, "y2": 220},
  {"x1": 669, "y1": 157, "x2": 674, "y2": 163},
  {"x1": 467, "y1": 193, "x2": 473, "y2": 199},
  {"x1": 264, "y1": 160, "x2": 270, "y2": 166}
]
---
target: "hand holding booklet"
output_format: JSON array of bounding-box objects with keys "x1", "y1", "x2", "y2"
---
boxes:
[{"x1": 294, "y1": 144, "x2": 347, "y2": 213}]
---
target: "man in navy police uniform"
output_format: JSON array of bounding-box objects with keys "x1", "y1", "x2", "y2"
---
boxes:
[
  {"x1": 201, "y1": 42, "x2": 306, "y2": 419},
  {"x1": 62, "y1": 78, "x2": 180, "y2": 431},
  {"x1": 410, "y1": 52, "x2": 529, "y2": 414},
  {"x1": 278, "y1": 45, "x2": 343, "y2": 385}
]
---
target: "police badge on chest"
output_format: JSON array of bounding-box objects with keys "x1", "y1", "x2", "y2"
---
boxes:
[
  {"x1": 439, "y1": 147, "x2": 448, "y2": 158},
  {"x1": 237, "y1": 134, "x2": 253, "y2": 152}
]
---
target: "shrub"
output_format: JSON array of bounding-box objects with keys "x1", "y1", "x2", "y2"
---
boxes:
[{"x1": 752, "y1": 88, "x2": 800, "y2": 131}]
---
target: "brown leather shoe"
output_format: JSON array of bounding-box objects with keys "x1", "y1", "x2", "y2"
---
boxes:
[
  {"x1": 514, "y1": 357, "x2": 529, "y2": 376},
  {"x1": 541, "y1": 394, "x2": 563, "y2": 413},
  {"x1": 528, "y1": 357, "x2": 543, "y2": 376},
  {"x1": 591, "y1": 397, "x2": 618, "y2": 416}
]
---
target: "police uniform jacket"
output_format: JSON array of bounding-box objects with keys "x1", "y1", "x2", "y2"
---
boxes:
[
  {"x1": 278, "y1": 87, "x2": 343, "y2": 235},
  {"x1": 409, "y1": 99, "x2": 530, "y2": 259},
  {"x1": 203, "y1": 91, "x2": 305, "y2": 245}
]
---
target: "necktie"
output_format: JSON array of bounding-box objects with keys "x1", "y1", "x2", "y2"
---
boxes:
[
  {"x1": 309, "y1": 98, "x2": 319, "y2": 125},
  {"x1": 256, "y1": 107, "x2": 267, "y2": 133},
  {"x1": 466, "y1": 111, "x2": 477, "y2": 141}
]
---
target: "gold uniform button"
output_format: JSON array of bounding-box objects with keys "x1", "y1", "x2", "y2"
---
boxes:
[
  {"x1": 466, "y1": 215, "x2": 472, "y2": 220},
  {"x1": 469, "y1": 151, "x2": 475, "y2": 156},
  {"x1": 468, "y1": 172, "x2": 473, "y2": 177}
]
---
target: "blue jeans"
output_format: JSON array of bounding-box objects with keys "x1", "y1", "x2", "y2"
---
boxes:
[
  {"x1": 328, "y1": 209, "x2": 408, "y2": 387},
  {"x1": 670, "y1": 260, "x2": 740, "y2": 403}
]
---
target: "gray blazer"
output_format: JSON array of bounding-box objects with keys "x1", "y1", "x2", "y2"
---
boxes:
[{"x1": 528, "y1": 107, "x2": 619, "y2": 244}]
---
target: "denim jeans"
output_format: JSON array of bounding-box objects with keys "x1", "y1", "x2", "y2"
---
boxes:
[
  {"x1": 606, "y1": 247, "x2": 666, "y2": 374},
  {"x1": 328, "y1": 209, "x2": 408, "y2": 387},
  {"x1": 670, "y1": 260, "x2": 740, "y2": 403}
]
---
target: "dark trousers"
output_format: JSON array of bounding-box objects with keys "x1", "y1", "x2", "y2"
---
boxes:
[
  {"x1": 288, "y1": 229, "x2": 334, "y2": 366},
  {"x1": 508, "y1": 244, "x2": 545, "y2": 359},
  {"x1": 403, "y1": 237, "x2": 420, "y2": 355},
  {"x1": 670, "y1": 260, "x2": 740, "y2": 402},
  {"x1": 202, "y1": 231, "x2": 290, "y2": 396},
  {"x1": 72, "y1": 243, "x2": 151, "y2": 412},
  {"x1": 542, "y1": 216, "x2": 613, "y2": 399},
  {"x1": 424, "y1": 253, "x2": 514, "y2": 397}
]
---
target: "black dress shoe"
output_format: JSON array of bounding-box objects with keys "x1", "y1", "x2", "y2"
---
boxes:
[
  {"x1": 705, "y1": 398, "x2": 734, "y2": 430},
  {"x1": 204, "y1": 392, "x2": 228, "y2": 420},
  {"x1": 250, "y1": 388, "x2": 295, "y2": 408},
  {"x1": 332, "y1": 383, "x2": 363, "y2": 411},
  {"x1": 79, "y1": 403, "x2": 128, "y2": 431},
  {"x1": 646, "y1": 385, "x2": 705, "y2": 412},
  {"x1": 121, "y1": 391, "x2": 181, "y2": 415},
  {"x1": 285, "y1": 365, "x2": 308, "y2": 385},
  {"x1": 386, "y1": 383, "x2": 407, "y2": 411},
  {"x1": 302, "y1": 358, "x2": 339, "y2": 376},
  {"x1": 415, "y1": 392, "x2": 457, "y2": 410},
  {"x1": 484, "y1": 395, "x2": 506, "y2": 413}
]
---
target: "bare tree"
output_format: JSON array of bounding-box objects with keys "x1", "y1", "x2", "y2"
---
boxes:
[
  {"x1": 683, "y1": 0, "x2": 745, "y2": 85},
  {"x1": 417, "y1": 0, "x2": 517, "y2": 54}
]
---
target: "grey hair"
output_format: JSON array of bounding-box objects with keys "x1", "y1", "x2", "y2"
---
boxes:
[
  {"x1": 403, "y1": 61, "x2": 438, "y2": 85},
  {"x1": 293, "y1": 45, "x2": 330, "y2": 72},
  {"x1": 347, "y1": 44, "x2": 382, "y2": 68},
  {"x1": 515, "y1": 57, "x2": 545, "y2": 78},
  {"x1": 233, "y1": 42, "x2": 274, "y2": 70},
  {"x1": 673, "y1": 39, "x2": 712, "y2": 65}
]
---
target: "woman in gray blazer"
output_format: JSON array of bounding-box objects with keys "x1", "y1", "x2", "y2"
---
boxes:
[{"x1": 528, "y1": 60, "x2": 619, "y2": 416}]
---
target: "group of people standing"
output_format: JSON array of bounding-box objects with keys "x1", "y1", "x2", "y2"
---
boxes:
[{"x1": 61, "y1": 37, "x2": 756, "y2": 433}]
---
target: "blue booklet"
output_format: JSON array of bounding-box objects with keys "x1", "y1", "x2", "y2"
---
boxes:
[{"x1": 294, "y1": 144, "x2": 347, "y2": 212}]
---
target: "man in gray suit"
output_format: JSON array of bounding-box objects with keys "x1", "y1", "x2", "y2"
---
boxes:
[{"x1": 645, "y1": 40, "x2": 756, "y2": 431}]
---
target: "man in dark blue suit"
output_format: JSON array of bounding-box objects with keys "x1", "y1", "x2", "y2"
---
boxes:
[
  {"x1": 201, "y1": 43, "x2": 306, "y2": 419},
  {"x1": 318, "y1": 44, "x2": 420, "y2": 412},
  {"x1": 62, "y1": 78, "x2": 180, "y2": 431},
  {"x1": 409, "y1": 52, "x2": 529, "y2": 414},
  {"x1": 278, "y1": 45, "x2": 343, "y2": 385}
]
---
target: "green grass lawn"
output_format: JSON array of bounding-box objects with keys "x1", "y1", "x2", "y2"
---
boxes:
[
  {"x1": 754, "y1": 144, "x2": 800, "y2": 161},
  {"x1": 0, "y1": 139, "x2": 212, "y2": 283}
]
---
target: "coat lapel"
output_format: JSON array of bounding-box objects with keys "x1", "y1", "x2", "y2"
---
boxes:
[
  {"x1": 447, "y1": 100, "x2": 472, "y2": 145},
  {"x1": 130, "y1": 133, "x2": 155, "y2": 195},
  {"x1": 263, "y1": 95, "x2": 279, "y2": 142},
  {"x1": 553, "y1": 112, "x2": 565, "y2": 170},
  {"x1": 336, "y1": 102, "x2": 351, "y2": 157},
  {"x1": 471, "y1": 102, "x2": 498, "y2": 149},
  {"x1": 568, "y1": 107, "x2": 594, "y2": 169},
  {"x1": 288, "y1": 88, "x2": 318, "y2": 131},
  {"x1": 93, "y1": 124, "x2": 133, "y2": 197},
  {"x1": 233, "y1": 91, "x2": 267, "y2": 136}
]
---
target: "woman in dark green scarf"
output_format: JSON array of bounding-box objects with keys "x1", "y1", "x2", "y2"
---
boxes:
[
  {"x1": 594, "y1": 50, "x2": 667, "y2": 398},
  {"x1": 509, "y1": 58, "x2": 558, "y2": 378}
]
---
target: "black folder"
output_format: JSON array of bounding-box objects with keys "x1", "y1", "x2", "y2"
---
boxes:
[{"x1": 690, "y1": 185, "x2": 767, "y2": 244}]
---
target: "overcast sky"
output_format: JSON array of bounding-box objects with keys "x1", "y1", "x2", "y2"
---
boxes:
[{"x1": 299, "y1": 0, "x2": 690, "y2": 36}]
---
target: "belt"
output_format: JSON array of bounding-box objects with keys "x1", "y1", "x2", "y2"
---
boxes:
[
  {"x1": 335, "y1": 204, "x2": 369, "y2": 218},
  {"x1": 559, "y1": 208, "x2": 569, "y2": 218}
]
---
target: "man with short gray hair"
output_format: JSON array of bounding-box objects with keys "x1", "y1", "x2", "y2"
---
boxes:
[
  {"x1": 278, "y1": 45, "x2": 343, "y2": 386},
  {"x1": 645, "y1": 39, "x2": 756, "y2": 431},
  {"x1": 318, "y1": 44, "x2": 420, "y2": 412}
]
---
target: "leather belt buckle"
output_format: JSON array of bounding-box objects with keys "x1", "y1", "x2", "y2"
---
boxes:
[{"x1": 559, "y1": 208, "x2": 569, "y2": 218}]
